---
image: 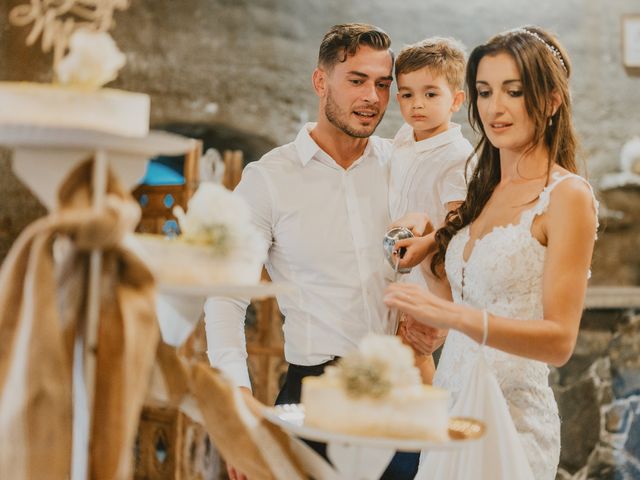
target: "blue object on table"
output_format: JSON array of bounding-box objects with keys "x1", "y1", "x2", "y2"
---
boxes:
[{"x1": 139, "y1": 158, "x2": 185, "y2": 186}]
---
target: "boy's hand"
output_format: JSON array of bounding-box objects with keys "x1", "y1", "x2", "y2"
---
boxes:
[
  {"x1": 393, "y1": 236, "x2": 431, "y2": 268},
  {"x1": 390, "y1": 212, "x2": 433, "y2": 237}
]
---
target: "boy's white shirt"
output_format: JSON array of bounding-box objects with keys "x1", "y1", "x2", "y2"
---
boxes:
[{"x1": 389, "y1": 122, "x2": 476, "y2": 287}]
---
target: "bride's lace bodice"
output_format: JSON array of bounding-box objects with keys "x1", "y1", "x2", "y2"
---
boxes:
[{"x1": 433, "y1": 172, "x2": 598, "y2": 480}]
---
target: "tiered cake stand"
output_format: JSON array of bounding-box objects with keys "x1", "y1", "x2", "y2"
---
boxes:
[{"x1": 1, "y1": 122, "x2": 295, "y2": 480}]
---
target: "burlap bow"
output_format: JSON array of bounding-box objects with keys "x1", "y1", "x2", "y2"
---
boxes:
[
  {"x1": 0, "y1": 158, "x2": 159, "y2": 479},
  {"x1": 0, "y1": 157, "x2": 311, "y2": 479}
]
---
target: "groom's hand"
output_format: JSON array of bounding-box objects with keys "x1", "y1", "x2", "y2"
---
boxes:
[
  {"x1": 227, "y1": 465, "x2": 248, "y2": 480},
  {"x1": 399, "y1": 315, "x2": 447, "y2": 355}
]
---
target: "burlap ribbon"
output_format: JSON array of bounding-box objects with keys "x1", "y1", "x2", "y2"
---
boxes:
[
  {"x1": 147, "y1": 342, "x2": 307, "y2": 480},
  {"x1": 0, "y1": 158, "x2": 159, "y2": 479},
  {"x1": 0, "y1": 157, "x2": 310, "y2": 479}
]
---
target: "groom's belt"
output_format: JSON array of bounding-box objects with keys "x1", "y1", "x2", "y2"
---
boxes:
[{"x1": 287, "y1": 357, "x2": 341, "y2": 376}]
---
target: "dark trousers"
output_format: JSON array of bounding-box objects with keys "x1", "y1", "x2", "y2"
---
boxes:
[{"x1": 275, "y1": 361, "x2": 420, "y2": 480}]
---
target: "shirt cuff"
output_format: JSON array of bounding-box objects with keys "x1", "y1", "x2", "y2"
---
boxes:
[{"x1": 207, "y1": 354, "x2": 252, "y2": 390}]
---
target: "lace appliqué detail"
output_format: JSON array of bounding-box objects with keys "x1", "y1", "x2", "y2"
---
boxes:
[{"x1": 434, "y1": 173, "x2": 598, "y2": 480}]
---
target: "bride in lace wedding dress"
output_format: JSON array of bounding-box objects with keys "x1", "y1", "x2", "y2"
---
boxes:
[{"x1": 385, "y1": 27, "x2": 598, "y2": 480}]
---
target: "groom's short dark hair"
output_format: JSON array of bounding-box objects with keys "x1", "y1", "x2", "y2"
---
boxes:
[{"x1": 318, "y1": 23, "x2": 393, "y2": 70}]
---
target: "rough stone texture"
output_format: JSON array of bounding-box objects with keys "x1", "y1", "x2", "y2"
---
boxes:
[
  {"x1": 555, "y1": 329, "x2": 612, "y2": 386},
  {"x1": 591, "y1": 185, "x2": 640, "y2": 285},
  {"x1": 580, "y1": 309, "x2": 631, "y2": 332},
  {"x1": 556, "y1": 376, "x2": 601, "y2": 472},
  {"x1": 582, "y1": 444, "x2": 640, "y2": 480},
  {"x1": 624, "y1": 408, "x2": 640, "y2": 460},
  {"x1": 582, "y1": 445, "x2": 618, "y2": 480},
  {"x1": 609, "y1": 318, "x2": 640, "y2": 399},
  {"x1": 552, "y1": 313, "x2": 640, "y2": 479},
  {"x1": 0, "y1": 149, "x2": 47, "y2": 263}
]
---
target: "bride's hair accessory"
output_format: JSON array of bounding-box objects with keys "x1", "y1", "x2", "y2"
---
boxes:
[{"x1": 509, "y1": 27, "x2": 567, "y2": 74}]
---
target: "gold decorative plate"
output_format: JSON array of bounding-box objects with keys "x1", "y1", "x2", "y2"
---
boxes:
[{"x1": 448, "y1": 417, "x2": 486, "y2": 441}]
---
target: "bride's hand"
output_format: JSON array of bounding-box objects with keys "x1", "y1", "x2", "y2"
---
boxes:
[
  {"x1": 390, "y1": 212, "x2": 434, "y2": 237},
  {"x1": 384, "y1": 282, "x2": 455, "y2": 330}
]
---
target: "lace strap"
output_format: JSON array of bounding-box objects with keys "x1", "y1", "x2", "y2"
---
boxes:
[{"x1": 520, "y1": 172, "x2": 600, "y2": 236}]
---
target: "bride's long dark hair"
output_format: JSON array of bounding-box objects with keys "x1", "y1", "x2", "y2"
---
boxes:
[{"x1": 431, "y1": 26, "x2": 578, "y2": 276}]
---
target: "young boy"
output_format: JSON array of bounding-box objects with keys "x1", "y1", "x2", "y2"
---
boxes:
[{"x1": 389, "y1": 37, "x2": 476, "y2": 381}]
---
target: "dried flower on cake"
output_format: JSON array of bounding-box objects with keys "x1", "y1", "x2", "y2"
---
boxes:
[
  {"x1": 173, "y1": 182, "x2": 267, "y2": 263},
  {"x1": 328, "y1": 335, "x2": 421, "y2": 398}
]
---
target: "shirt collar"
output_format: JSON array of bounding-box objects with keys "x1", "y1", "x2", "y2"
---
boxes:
[
  {"x1": 294, "y1": 123, "x2": 322, "y2": 167},
  {"x1": 414, "y1": 123, "x2": 463, "y2": 153},
  {"x1": 294, "y1": 122, "x2": 376, "y2": 169}
]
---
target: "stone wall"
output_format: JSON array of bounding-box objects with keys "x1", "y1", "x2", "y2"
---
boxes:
[
  {"x1": 0, "y1": 149, "x2": 47, "y2": 262},
  {"x1": 591, "y1": 184, "x2": 640, "y2": 285},
  {"x1": 553, "y1": 310, "x2": 640, "y2": 479}
]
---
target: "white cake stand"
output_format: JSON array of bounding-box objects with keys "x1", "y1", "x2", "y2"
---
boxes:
[
  {"x1": 153, "y1": 280, "x2": 292, "y2": 346},
  {"x1": 0, "y1": 124, "x2": 196, "y2": 480},
  {"x1": 264, "y1": 404, "x2": 485, "y2": 480}
]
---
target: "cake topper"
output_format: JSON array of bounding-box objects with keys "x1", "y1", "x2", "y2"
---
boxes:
[{"x1": 9, "y1": 0, "x2": 131, "y2": 85}]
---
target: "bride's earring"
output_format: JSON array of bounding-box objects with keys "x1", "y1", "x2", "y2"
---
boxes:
[{"x1": 548, "y1": 116, "x2": 553, "y2": 127}]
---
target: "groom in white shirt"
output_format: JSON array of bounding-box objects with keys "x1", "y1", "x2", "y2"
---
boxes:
[{"x1": 205, "y1": 23, "x2": 420, "y2": 479}]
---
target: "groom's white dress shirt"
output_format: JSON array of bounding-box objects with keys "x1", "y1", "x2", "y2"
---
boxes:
[{"x1": 205, "y1": 123, "x2": 393, "y2": 388}]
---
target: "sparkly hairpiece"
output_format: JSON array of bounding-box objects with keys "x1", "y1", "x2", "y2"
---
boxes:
[{"x1": 509, "y1": 28, "x2": 567, "y2": 74}]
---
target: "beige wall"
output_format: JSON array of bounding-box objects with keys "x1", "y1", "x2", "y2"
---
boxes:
[{"x1": 2, "y1": 0, "x2": 639, "y2": 176}]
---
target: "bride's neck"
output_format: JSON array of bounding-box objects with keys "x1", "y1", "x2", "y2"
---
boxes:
[{"x1": 499, "y1": 143, "x2": 551, "y2": 184}]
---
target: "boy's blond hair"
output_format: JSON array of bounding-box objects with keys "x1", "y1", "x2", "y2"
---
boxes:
[{"x1": 395, "y1": 37, "x2": 466, "y2": 92}]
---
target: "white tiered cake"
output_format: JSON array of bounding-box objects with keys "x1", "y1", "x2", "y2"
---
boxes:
[
  {"x1": 0, "y1": 82, "x2": 150, "y2": 137},
  {"x1": 135, "y1": 183, "x2": 268, "y2": 287},
  {"x1": 0, "y1": 29, "x2": 149, "y2": 138},
  {"x1": 302, "y1": 335, "x2": 450, "y2": 441}
]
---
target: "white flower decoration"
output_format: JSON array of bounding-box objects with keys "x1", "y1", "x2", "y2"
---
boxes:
[
  {"x1": 55, "y1": 29, "x2": 126, "y2": 89},
  {"x1": 173, "y1": 182, "x2": 267, "y2": 264},
  {"x1": 328, "y1": 334, "x2": 422, "y2": 398}
]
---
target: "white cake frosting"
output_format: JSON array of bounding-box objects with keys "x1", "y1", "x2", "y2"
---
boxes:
[
  {"x1": 302, "y1": 335, "x2": 450, "y2": 441},
  {"x1": 0, "y1": 82, "x2": 150, "y2": 137},
  {"x1": 135, "y1": 183, "x2": 268, "y2": 286}
]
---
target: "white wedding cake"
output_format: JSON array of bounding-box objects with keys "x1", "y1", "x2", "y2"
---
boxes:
[
  {"x1": 302, "y1": 335, "x2": 450, "y2": 441},
  {"x1": 0, "y1": 82, "x2": 149, "y2": 137},
  {"x1": 135, "y1": 183, "x2": 268, "y2": 286},
  {"x1": 0, "y1": 30, "x2": 149, "y2": 137}
]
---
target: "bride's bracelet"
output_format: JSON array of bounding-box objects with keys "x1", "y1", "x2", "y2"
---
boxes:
[{"x1": 481, "y1": 310, "x2": 489, "y2": 346}]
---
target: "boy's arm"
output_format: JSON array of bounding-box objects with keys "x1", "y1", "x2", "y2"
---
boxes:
[{"x1": 393, "y1": 199, "x2": 462, "y2": 269}]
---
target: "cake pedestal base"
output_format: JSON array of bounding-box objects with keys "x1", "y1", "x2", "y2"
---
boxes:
[
  {"x1": 326, "y1": 443, "x2": 396, "y2": 480},
  {"x1": 264, "y1": 404, "x2": 486, "y2": 480}
]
